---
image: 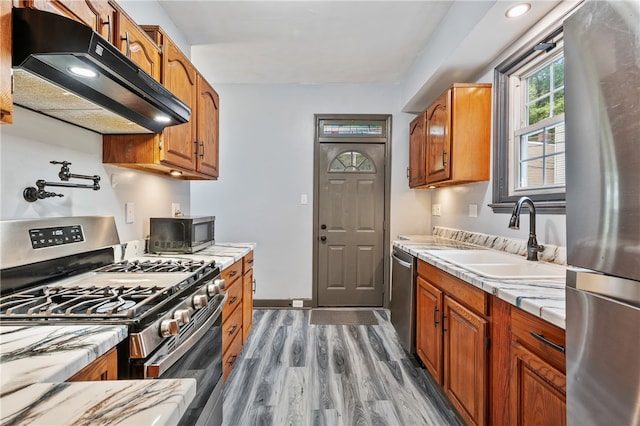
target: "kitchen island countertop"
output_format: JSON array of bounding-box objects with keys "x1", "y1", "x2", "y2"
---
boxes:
[{"x1": 394, "y1": 235, "x2": 566, "y2": 329}]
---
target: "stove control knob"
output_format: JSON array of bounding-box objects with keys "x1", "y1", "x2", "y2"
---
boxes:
[
  {"x1": 207, "y1": 278, "x2": 226, "y2": 296},
  {"x1": 174, "y1": 309, "x2": 191, "y2": 325},
  {"x1": 160, "y1": 319, "x2": 179, "y2": 337},
  {"x1": 193, "y1": 294, "x2": 208, "y2": 309}
]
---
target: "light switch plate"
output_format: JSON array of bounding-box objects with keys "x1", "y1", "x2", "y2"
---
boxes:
[
  {"x1": 469, "y1": 204, "x2": 478, "y2": 218},
  {"x1": 300, "y1": 194, "x2": 308, "y2": 205},
  {"x1": 432, "y1": 204, "x2": 441, "y2": 216},
  {"x1": 125, "y1": 202, "x2": 135, "y2": 224}
]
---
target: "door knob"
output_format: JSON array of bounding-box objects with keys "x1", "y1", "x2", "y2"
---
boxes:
[
  {"x1": 320, "y1": 236, "x2": 327, "y2": 242},
  {"x1": 320, "y1": 224, "x2": 327, "y2": 230}
]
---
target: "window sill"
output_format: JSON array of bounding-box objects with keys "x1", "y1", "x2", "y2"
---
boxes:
[{"x1": 489, "y1": 201, "x2": 565, "y2": 214}]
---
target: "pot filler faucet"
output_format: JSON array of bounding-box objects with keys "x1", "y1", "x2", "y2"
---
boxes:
[{"x1": 508, "y1": 196, "x2": 544, "y2": 261}]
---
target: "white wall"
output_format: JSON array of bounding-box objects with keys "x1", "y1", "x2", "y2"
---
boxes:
[
  {"x1": 190, "y1": 83, "x2": 431, "y2": 300},
  {"x1": 0, "y1": 107, "x2": 190, "y2": 242}
]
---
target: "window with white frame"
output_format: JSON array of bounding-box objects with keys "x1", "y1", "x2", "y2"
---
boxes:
[{"x1": 492, "y1": 28, "x2": 566, "y2": 213}]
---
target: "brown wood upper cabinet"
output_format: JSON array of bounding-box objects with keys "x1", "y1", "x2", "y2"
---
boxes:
[
  {"x1": 15, "y1": 0, "x2": 117, "y2": 42},
  {"x1": 409, "y1": 83, "x2": 492, "y2": 188},
  {"x1": 103, "y1": 26, "x2": 219, "y2": 180},
  {"x1": 1, "y1": 1, "x2": 12, "y2": 124},
  {"x1": 408, "y1": 112, "x2": 426, "y2": 187},
  {"x1": 116, "y1": 12, "x2": 160, "y2": 81}
]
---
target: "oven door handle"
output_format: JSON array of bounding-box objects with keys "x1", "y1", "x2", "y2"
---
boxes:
[{"x1": 145, "y1": 293, "x2": 228, "y2": 378}]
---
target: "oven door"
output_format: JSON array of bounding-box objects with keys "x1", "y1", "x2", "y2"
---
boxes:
[{"x1": 142, "y1": 297, "x2": 225, "y2": 425}]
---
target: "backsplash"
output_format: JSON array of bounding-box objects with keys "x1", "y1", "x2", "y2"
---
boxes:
[{"x1": 432, "y1": 226, "x2": 567, "y2": 265}]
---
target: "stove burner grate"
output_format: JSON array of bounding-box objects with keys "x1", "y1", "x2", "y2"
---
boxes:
[
  {"x1": 95, "y1": 259, "x2": 207, "y2": 273},
  {"x1": 0, "y1": 285, "x2": 169, "y2": 318}
]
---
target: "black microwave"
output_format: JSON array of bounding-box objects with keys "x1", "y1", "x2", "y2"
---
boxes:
[{"x1": 149, "y1": 216, "x2": 215, "y2": 254}]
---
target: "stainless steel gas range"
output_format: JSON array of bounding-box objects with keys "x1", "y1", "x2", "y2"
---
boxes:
[{"x1": 0, "y1": 216, "x2": 226, "y2": 425}]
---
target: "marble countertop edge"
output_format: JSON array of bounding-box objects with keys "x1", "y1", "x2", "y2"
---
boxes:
[{"x1": 394, "y1": 238, "x2": 567, "y2": 329}]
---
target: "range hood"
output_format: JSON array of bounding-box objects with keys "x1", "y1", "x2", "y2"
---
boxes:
[{"x1": 12, "y1": 8, "x2": 190, "y2": 134}]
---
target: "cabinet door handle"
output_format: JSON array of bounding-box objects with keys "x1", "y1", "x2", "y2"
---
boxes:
[
  {"x1": 229, "y1": 295, "x2": 238, "y2": 305},
  {"x1": 227, "y1": 354, "x2": 237, "y2": 366},
  {"x1": 228, "y1": 325, "x2": 238, "y2": 336},
  {"x1": 122, "y1": 32, "x2": 131, "y2": 58},
  {"x1": 529, "y1": 332, "x2": 565, "y2": 353},
  {"x1": 442, "y1": 150, "x2": 447, "y2": 167},
  {"x1": 229, "y1": 270, "x2": 238, "y2": 278},
  {"x1": 102, "y1": 15, "x2": 112, "y2": 43},
  {"x1": 433, "y1": 307, "x2": 440, "y2": 327},
  {"x1": 199, "y1": 142, "x2": 204, "y2": 159}
]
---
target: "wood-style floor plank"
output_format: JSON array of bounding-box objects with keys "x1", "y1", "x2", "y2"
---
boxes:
[{"x1": 223, "y1": 309, "x2": 464, "y2": 426}]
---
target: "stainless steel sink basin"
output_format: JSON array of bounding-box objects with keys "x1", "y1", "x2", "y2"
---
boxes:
[{"x1": 425, "y1": 249, "x2": 566, "y2": 279}]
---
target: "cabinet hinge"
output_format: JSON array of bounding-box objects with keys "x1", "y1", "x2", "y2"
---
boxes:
[{"x1": 158, "y1": 136, "x2": 163, "y2": 151}]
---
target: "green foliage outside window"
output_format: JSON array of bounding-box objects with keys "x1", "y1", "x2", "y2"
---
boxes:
[{"x1": 526, "y1": 57, "x2": 565, "y2": 126}]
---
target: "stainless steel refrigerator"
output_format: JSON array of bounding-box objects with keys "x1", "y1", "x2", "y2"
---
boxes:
[{"x1": 564, "y1": 1, "x2": 640, "y2": 425}]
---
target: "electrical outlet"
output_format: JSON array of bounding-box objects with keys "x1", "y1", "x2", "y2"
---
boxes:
[
  {"x1": 432, "y1": 204, "x2": 441, "y2": 216},
  {"x1": 125, "y1": 202, "x2": 135, "y2": 224},
  {"x1": 171, "y1": 203, "x2": 181, "y2": 217},
  {"x1": 292, "y1": 299, "x2": 304, "y2": 308}
]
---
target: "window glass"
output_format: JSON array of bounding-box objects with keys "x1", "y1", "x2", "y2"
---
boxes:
[
  {"x1": 492, "y1": 28, "x2": 566, "y2": 213},
  {"x1": 329, "y1": 151, "x2": 375, "y2": 173},
  {"x1": 322, "y1": 123, "x2": 383, "y2": 135}
]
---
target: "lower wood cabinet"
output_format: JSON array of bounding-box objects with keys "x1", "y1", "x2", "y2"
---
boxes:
[
  {"x1": 242, "y1": 251, "x2": 254, "y2": 343},
  {"x1": 415, "y1": 258, "x2": 566, "y2": 426},
  {"x1": 68, "y1": 347, "x2": 117, "y2": 382},
  {"x1": 221, "y1": 250, "x2": 254, "y2": 382},
  {"x1": 443, "y1": 297, "x2": 488, "y2": 426},
  {"x1": 510, "y1": 307, "x2": 566, "y2": 426},
  {"x1": 416, "y1": 260, "x2": 488, "y2": 426}
]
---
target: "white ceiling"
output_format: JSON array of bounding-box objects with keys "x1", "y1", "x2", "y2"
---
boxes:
[{"x1": 157, "y1": 1, "x2": 571, "y2": 102}]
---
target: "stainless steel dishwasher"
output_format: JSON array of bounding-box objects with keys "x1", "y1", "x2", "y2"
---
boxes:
[{"x1": 391, "y1": 247, "x2": 416, "y2": 354}]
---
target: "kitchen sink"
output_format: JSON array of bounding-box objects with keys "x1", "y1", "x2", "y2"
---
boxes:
[{"x1": 425, "y1": 249, "x2": 566, "y2": 280}]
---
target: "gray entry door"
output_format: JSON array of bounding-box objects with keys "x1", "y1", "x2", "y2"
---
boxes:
[{"x1": 317, "y1": 143, "x2": 385, "y2": 306}]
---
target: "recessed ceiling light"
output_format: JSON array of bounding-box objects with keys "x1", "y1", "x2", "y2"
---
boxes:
[
  {"x1": 505, "y1": 3, "x2": 531, "y2": 18},
  {"x1": 68, "y1": 66, "x2": 97, "y2": 78}
]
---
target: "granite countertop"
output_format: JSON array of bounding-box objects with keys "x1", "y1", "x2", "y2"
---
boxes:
[
  {"x1": 394, "y1": 234, "x2": 566, "y2": 329},
  {"x1": 0, "y1": 325, "x2": 196, "y2": 425}
]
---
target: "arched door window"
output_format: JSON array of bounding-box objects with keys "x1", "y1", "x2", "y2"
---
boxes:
[{"x1": 329, "y1": 151, "x2": 375, "y2": 173}]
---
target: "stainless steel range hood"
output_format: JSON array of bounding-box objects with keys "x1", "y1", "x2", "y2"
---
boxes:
[{"x1": 12, "y1": 8, "x2": 191, "y2": 134}]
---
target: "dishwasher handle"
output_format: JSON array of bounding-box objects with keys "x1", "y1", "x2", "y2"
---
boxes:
[{"x1": 392, "y1": 253, "x2": 413, "y2": 269}]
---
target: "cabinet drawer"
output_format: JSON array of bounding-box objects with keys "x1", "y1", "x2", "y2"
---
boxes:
[
  {"x1": 418, "y1": 260, "x2": 487, "y2": 316},
  {"x1": 223, "y1": 330, "x2": 242, "y2": 382},
  {"x1": 222, "y1": 259, "x2": 243, "y2": 285},
  {"x1": 511, "y1": 307, "x2": 565, "y2": 373},
  {"x1": 222, "y1": 302, "x2": 243, "y2": 353},
  {"x1": 222, "y1": 275, "x2": 243, "y2": 321},
  {"x1": 243, "y1": 251, "x2": 254, "y2": 273}
]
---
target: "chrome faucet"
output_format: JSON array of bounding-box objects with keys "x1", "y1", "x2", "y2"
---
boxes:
[{"x1": 508, "y1": 196, "x2": 544, "y2": 261}]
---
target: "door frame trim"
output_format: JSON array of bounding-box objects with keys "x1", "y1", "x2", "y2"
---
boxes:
[{"x1": 312, "y1": 114, "x2": 392, "y2": 308}]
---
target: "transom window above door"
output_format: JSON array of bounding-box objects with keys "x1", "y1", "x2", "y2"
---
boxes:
[{"x1": 329, "y1": 151, "x2": 376, "y2": 173}]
